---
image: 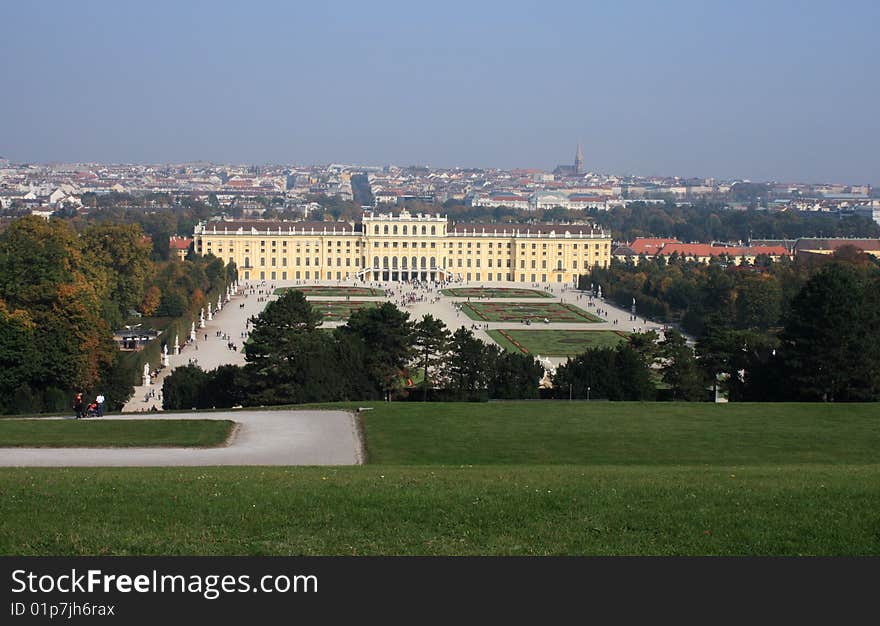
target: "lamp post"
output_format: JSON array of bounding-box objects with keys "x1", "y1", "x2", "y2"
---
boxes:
[{"x1": 587, "y1": 386, "x2": 591, "y2": 401}]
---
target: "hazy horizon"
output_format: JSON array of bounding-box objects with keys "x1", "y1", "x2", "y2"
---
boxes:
[{"x1": 1, "y1": 1, "x2": 878, "y2": 185}]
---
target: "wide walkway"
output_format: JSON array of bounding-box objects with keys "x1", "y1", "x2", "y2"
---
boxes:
[
  {"x1": 0, "y1": 410, "x2": 362, "y2": 467},
  {"x1": 123, "y1": 283, "x2": 270, "y2": 412}
]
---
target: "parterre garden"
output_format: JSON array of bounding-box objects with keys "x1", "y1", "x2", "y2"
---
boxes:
[
  {"x1": 460, "y1": 301, "x2": 603, "y2": 322},
  {"x1": 441, "y1": 287, "x2": 552, "y2": 298},
  {"x1": 275, "y1": 286, "x2": 385, "y2": 297},
  {"x1": 310, "y1": 300, "x2": 380, "y2": 321},
  {"x1": 487, "y1": 329, "x2": 629, "y2": 355}
]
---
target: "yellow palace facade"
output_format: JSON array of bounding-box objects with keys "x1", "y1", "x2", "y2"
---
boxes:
[{"x1": 193, "y1": 210, "x2": 611, "y2": 284}]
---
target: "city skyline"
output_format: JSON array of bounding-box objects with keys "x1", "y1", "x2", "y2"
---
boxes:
[
  {"x1": 1, "y1": 1, "x2": 878, "y2": 184},
  {"x1": 0, "y1": 152, "x2": 875, "y2": 188}
]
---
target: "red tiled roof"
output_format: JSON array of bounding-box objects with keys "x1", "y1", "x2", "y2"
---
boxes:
[
  {"x1": 628, "y1": 238, "x2": 680, "y2": 254},
  {"x1": 658, "y1": 244, "x2": 790, "y2": 257},
  {"x1": 169, "y1": 237, "x2": 192, "y2": 250}
]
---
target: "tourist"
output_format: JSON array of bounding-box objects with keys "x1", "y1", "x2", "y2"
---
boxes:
[
  {"x1": 95, "y1": 392, "x2": 105, "y2": 417},
  {"x1": 73, "y1": 392, "x2": 84, "y2": 420}
]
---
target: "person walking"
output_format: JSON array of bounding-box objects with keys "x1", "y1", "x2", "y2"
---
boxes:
[
  {"x1": 73, "y1": 392, "x2": 84, "y2": 420},
  {"x1": 95, "y1": 393, "x2": 105, "y2": 417}
]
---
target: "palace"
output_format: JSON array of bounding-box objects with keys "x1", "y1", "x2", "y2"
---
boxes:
[{"x1": 193, "y1": 210, "x2": 612, "y2": 283}]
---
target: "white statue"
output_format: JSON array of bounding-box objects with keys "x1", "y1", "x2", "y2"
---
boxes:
[
  {"x1": 174, "y1": 334, "x2": 180, "y2": 355},
  {"x1": 143, "y1": 363, "x2": 151, "y2": 387},
  {"x1": 217, "y1": 294, "x2": 222, "y2": 311},
  {"x1": 190, "y1": 322, "x2": 196, "y2": 341},
  {"x1": 162, "y1": 344, "x2": 169, "y2": 367}
]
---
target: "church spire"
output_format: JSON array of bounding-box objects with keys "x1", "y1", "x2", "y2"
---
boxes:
[{"x1": 575, "y1": 143, "x2": 584, "y2": 175}]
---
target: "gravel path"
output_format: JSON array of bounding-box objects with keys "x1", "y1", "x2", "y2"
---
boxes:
[{"x1": 0, "y1": 410, "x2": 362, "y2": 467}]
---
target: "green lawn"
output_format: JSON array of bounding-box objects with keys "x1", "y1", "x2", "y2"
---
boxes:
[
  {"x1": 461, "y1": 301, "x2": 602, "y2": 323},
  {"x1": 359, "y1": 402, "x2": 880, "y2": 465},
  {"x1": 487, "y1": 329, "x2": 627, "y2": 355},
  {"x1": 275, "y1": 286, "x2": 385, "y2": 297},
  {"x1": 2, "y1": 402, "x2": 879, "y2": 555},
  {"x1": 1, "y1": 464, "x2": 877, "y2": 555},
  {"x1": 310, "y1": 300, "x2": 380, "y2": 321},
  {"x1": 441, "y1": 287, "x2": 552, "y2": 298},
  {"x1": 0, "y1": 419, "x2": 234, "y2": 448}
]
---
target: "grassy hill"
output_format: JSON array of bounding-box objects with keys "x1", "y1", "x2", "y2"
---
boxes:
[
  {"x1": 359, "y1": 401, "x2": 880, "y2": 465},
  {"x1": 1, "y1": 402, "x2": 878, "y2": 555}
]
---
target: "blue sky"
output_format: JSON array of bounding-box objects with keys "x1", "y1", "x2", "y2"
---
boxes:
[{"x1": 1, "y1": 0, "x2": 877, "y2": 183}]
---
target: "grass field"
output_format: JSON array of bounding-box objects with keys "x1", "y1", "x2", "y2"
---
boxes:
[
  {"x1": 1, "y1": 464, "x2": 877, "y2": 555},
  {"x1": 487, "y1": 329, "x2": 628, "y2": 355},
  {"x1": 441, "y1": 287, "x2": 552, "y2": 298},
  {"x1": 460, "y1": 301, "x2": 603, "y2": 322},
  {"x1": 0, "y1": 419, "x2": 234, "y2": 448},
  {"x1": 358, "y1": 402, "x2": 880, "y2": 465},
  {"x1": 310, "y1": 300, "x2": 380, "y2": 321},
  {"x1": 275, "y1": 286, "x2": 385, "y2": 297},
  {"x1": 1, "y1": 402, "x2": 878, "y2": 555}
]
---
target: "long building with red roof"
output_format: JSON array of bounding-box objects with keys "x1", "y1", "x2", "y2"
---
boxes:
[{"x1": 614, "y1": 238, "x2": 792, "y2": 265}]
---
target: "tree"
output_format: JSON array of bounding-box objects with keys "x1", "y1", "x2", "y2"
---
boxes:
[
  {"x1": 241, "y1": 290, "x2": 330, "y2": 405},
  {"x1": 140, "y1": 285, "x2": 161, "y2": 316},
  {"x1": 448, "y1": 327, "x2": 489, "y2": 399},
  {"x1": 82, "y1": 223, "x2": 153, "y2": 325},
  {"x1": 488, "y1": 348, "x2": 543, "y2": 399},
  {"x1": 0, "y1": 216, "x2": 115, "y2": 393},
  {"x1": 243, "y1": 330, "x2": 342, "y2": 405},
  {"x1": 202, "y1": 364, "x2": 247, "y2": 409},
  {"x1": 553, "y1": 343, "x2": 654, "y2": 401},
  {"x1": 613, "y1": 343, "x2": 657, "y2": 400},
  {"x1": 0, "y1": 302, "x2": 37, "y2": 413},
  {"x1": 340, "y1": 303, "x2": 413, "y2": 399},
  {"x1": 413, "y1": 315, "x2": 450, "y2": 401},
  {"x1": 734, "y1": 275, "x2": 782, "y2": 330},
  {"x1": 659, "y1": 329, "x2": 707, "y2": 401},
  {"x1": 245, "y1": 290, "x2": 321, "y2": 364},
  {"x1": 779, "y1": 263, "x2": 880, "y2": 401},
  {"x1": 162, "y1": 365, "x2": 209, "y2": 410}
]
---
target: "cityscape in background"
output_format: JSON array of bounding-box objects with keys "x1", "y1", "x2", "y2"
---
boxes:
[{"x1": 1, "y1": 146, "x2": 878, "y2": 227}]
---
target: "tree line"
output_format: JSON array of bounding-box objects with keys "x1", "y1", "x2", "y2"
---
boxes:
[
  {"x1": 0, "y1": 215, "x2": 232, "y2": 414},
  {"x1": 584, "y1": 249, "x2": 880, "y2": 401}
]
